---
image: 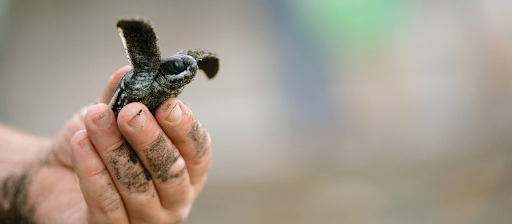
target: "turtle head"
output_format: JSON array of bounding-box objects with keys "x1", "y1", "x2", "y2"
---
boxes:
[{"x1": 155, "y1": 54, "x2": 198, "y2": 91}]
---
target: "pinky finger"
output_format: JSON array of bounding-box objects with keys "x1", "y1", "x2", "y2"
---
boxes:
[{"x1": 70, "y1": 130, "x2": 129, "y2": 224}]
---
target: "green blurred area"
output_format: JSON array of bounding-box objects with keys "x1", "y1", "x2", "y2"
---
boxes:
[{"x1": 295, "y1": 0, "x2": 406, "y2": 51}]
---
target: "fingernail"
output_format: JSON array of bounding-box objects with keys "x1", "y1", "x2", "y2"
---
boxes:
[
  {"x1": 128, "y1": 109, "x2": 146, "y2": 129},
  {"x1": 167, "y1": 103, "x2": 182, "y2": 124},
  {"x1": 94, "y1": 111, "x2": 112, "y2": 129},
  {"x1": 78, "y1": 138, "x2": 93, "y2": 151}
]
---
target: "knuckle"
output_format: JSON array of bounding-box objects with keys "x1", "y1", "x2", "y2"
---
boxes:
[
  {"x1": 108, "y1": 142, "x2": 152, "y2": 193},
  {"x1": 122, "y1": 181, "x2": 153, "y2": 198},
  {"x1": 102, "y1": 136, "x2": 126, "y2": 154},
  {"x1": 137, "y1": 129, "x2": 162, "y2": 150},
  {"x1": 187, "y1": 120, "x2": 210, "y2": 158},
  {"x1": 205, "y1": 132, "x2": 212, "y2": 148},
  {"x1": 85, "y1": 163, "x2": 109, "y2": 180},
  {"x1": 144, "y1": 133, "x2": 185, "y2": 183},
  {"x1": 97, "y1": 194, "x2": 123, "y2": 214},
  {"x1": 94, "y1": 180, "x2": 123, "y2": 214},
  {"x1": 172, "y1": 206, "x2": 191, "y2": 224},
  {"x1": 168, "y1": 160, "x2": 187, "y2": 181},
  {"x1": 193, "y1": 173, "x2": 208, "y2": 192}
]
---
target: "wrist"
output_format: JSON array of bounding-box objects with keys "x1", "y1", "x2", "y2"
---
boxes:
[
  {"x1": 0, "y1": 124, "x2": 55, "y2": 222},
  {"x1": 0, "y1": 125, "x2": 53, "y2": 178}
]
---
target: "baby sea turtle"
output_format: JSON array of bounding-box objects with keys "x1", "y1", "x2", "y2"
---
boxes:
[{"x1": 109, "y1": 18, "x2": 219, "y2": 117}]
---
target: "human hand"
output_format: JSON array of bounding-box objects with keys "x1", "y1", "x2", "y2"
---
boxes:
[{"x1": 29, "y1": 66, "x2": 211, "y2": 223}]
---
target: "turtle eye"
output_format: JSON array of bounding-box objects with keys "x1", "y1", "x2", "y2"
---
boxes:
[
  {"x1": 173, "y1": 59, "x2": 185, "y2": 71},
  {"x1": 161, "y1": 58, "x2": 186, "y2": 75},
  {"x1": 160, "y1": 55, "x2": 197, "y2": 79}
]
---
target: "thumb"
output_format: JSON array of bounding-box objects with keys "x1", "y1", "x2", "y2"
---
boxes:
[
  {"x1": 99, "y1": 65, "x2": 131, "y2": 104},
  {"x1": 50, "y1": 66, "x2": 131, "y2": 168}
]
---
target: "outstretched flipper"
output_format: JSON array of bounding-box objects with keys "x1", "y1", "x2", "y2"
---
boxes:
[
  {"x1": 117, "y1": 18, "x2": 161, "y2": 74},
  {"x1": 110, "y1": 18, "x2": 162, "y2": 116},
  {"x1": 179, "y1": 50, "x2": 220, "y2": 79}
]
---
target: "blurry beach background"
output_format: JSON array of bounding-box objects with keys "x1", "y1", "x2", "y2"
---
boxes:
[{"x1": 1, "y1": 1, "x2": 512, "y2": 223}]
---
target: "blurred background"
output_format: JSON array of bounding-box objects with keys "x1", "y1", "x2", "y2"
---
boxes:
[{"x1": 1, "y1": 0, "x2": 512, "y2": 223}]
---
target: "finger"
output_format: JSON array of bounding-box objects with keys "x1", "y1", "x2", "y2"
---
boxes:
[
  {"x1": 70, "y1": 130, "x2": 129, "y2": 224},
  {"x1": 51, "y1": 66, "x2": 129, "y2": 169},
  {"x1": 117, "y1": 102, "x2": 194, "y2": 212},
  {"x1": 155, "y1": 99, "x2": 211, "y2": 192},
  {"x1": 51, "y1": 106, "x2": 88, "y2": 169},
  {"x1": 99, "y1": 65, "x2": 131, "y2": 104},
  {"x1": 84, "y1": 103, "x2": 164, "y2": 223}
]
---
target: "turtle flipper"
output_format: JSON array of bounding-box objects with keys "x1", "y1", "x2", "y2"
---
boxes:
[
  {"x1": 117, "y1": 18, "x2": 161, "y2": 74},
  {"x1": 179, "y1": 50, "x2": 219, "y2": 79},
  {"x1": 111, "y1": 18, "x2": 161, "y2": 117}
]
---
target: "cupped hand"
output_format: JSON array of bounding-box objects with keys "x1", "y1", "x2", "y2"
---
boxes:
[{"x1": 29, "y1": 66, "x2": 211, "y2": 224}]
